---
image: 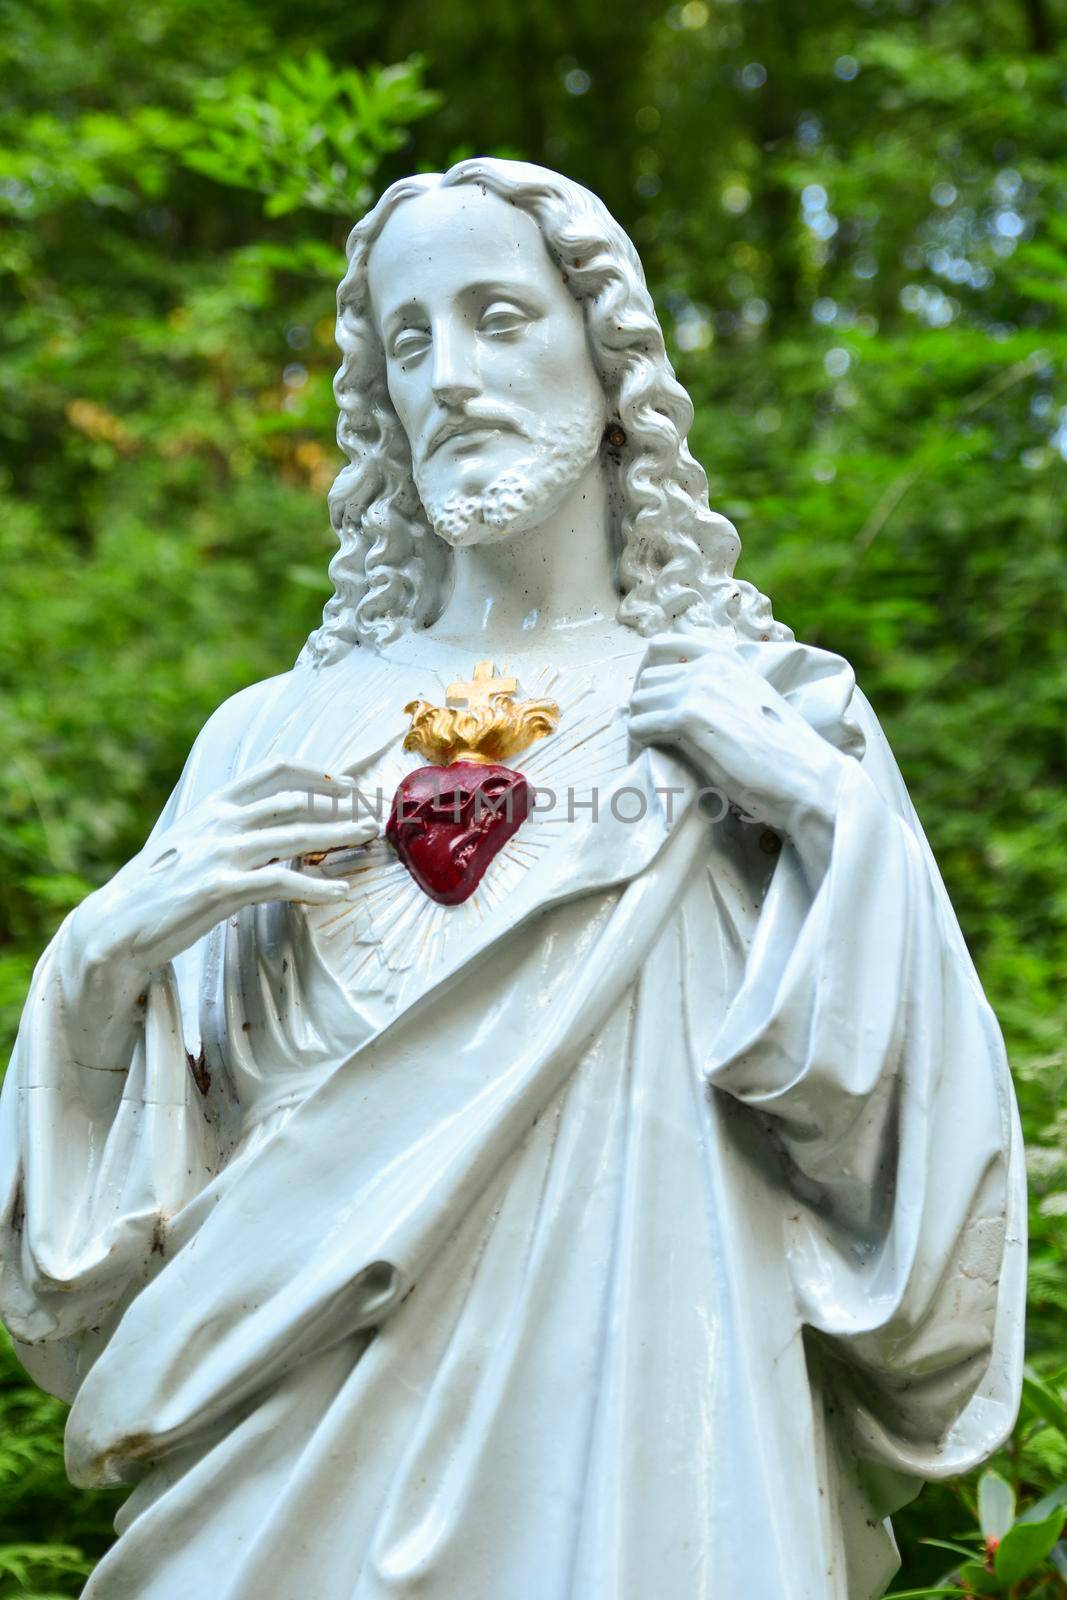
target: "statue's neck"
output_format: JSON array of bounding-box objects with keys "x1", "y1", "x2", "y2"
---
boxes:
[{"x1": 427, "y1": 460, "x2": 629, "y2": 659}]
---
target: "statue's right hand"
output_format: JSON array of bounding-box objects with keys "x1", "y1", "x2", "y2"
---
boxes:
[{"x1": 68, "y1": 761, "x2": 376, "y2": 980}]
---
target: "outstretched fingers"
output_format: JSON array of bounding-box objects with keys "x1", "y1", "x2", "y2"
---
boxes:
[
  {"x1": 240, "y1": 790, "x2": 380, "y2": 831},
  {"x1": 236, "y1": 816, "x2": 381, "y2": 868},
  {"x1": 227, "y1": 761, "x2": 359, "y2": 807},
  {"x1": 231, "y1": 866, "x2": 354, "y2": 908}
]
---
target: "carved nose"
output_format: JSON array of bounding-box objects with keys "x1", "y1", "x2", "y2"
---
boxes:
[
  {"x1": 430, "y1": 324, "x2": 479, "y2": 407},
  {"x1": 431, "y1": 374, "x2": 479, "y2": 408}
]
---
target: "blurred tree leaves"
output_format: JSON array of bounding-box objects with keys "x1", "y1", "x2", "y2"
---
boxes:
[
  {"x1": 0, "y1": 0, "x2": 1065, "y2": 1593},
  {"x1": 182, "y1": 53, "x2": 438, "y2": 216}
]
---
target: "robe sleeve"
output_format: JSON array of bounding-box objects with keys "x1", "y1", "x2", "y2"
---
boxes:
[
  {"x1": 706, "y1": 689, "x2": 1026, "y2": 1480},
  {"x1": 0, "y1": 678, "x2": 281, "y2": 1400}
]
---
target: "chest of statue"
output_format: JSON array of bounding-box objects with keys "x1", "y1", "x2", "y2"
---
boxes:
[
  {"x1": 200, "y1": 644, "x2": 652, "y2": 1123},
  {"x1": 299, "y1": 646, "x2": 644, "y2": 972}
]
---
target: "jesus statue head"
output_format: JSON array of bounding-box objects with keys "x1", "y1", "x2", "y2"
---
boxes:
[{"x1": 300, "y1": 157, "x2": 787, "y2": 667}]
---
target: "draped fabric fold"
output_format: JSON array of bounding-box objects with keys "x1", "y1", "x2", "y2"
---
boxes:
[
  {"x1": 701, "y1": 721, "x2": 1025, "y2": 1476},
  {"x1": 0, "y1": 641, "x2": 1024, "y2": 1600}
]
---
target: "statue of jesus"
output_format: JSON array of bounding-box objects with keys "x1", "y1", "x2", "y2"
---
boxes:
[{"x1": 0, "y1": 159, "x2": 1025, "y2": 1600}]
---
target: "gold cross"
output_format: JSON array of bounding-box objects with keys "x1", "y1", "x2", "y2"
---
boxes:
[{"x1": 446, "y1": 660, "x2": 517, "y2": 710}]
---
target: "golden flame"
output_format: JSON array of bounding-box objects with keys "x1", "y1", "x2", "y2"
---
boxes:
[{"x1": 402, "y1": 662, "x2": 560, "y2": 765}]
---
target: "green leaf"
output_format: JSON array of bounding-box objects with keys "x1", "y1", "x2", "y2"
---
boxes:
[
  {"x1": 992, "y1": 1505, "x2": 1066, "y2": 1587},
  {"x1": 955, "y1": 1561, "x2": 1002, "y2": 1595},
  {"x1": 886, "y1": 1590, "x2": 970, "y2": 1598},
  {"x1": 977, "y1": 1470, "x2": 1015, "y2": 1540},
  {"x1": 1020, "y1": 1479, "x2": 1067, "y2": 1524},
  {"x1": 1021, "y1": 1365, "x2": 1067, "y2": 1438},
  {"x1": 177, "y1": 53, "x2": 439, "y2": 216},
  {"x1": 919, "y1": 1537, "x2": 985, "y2": 1560}
]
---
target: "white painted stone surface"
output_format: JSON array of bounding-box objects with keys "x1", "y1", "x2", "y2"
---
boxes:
[{"x1": 0, "y1": 160, "x2": 1025, "y2": 1599}]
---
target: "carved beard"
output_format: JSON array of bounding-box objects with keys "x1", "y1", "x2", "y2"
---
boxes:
[{"x1": 417, "y1": 398, "x2": 604, "y2": 548}]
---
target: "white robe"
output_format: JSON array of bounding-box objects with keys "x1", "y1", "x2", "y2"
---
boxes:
[{"x1": 0, "y1": 636, "x2": 1025, "y2": 1600}]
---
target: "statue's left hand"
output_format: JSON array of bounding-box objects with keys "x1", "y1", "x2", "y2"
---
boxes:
[{"x1": 628, "y1": 632, "x2": 847, "y2": 854}]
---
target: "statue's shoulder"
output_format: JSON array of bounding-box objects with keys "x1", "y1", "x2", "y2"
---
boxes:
[
  {"x1": 195, "y1": 670, "x2": 294, "y2": 758},
  {"x1": 734, "y1": 636, "x2": 865, "y2": 759},
  {"x1": 171, "y1": 670, "x2": 298, "y2": 812},
  {"x1": 186, "y1": 647, "x2": 386, "y2": 772}
]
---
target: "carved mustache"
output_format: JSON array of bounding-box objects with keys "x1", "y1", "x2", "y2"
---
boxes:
[{"x1": 426, "y1": 409, "x2": 524, "y2": 458}]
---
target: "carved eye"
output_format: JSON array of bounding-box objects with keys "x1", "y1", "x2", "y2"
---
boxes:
[
  {"x1": 390, "y1": 327, "x2": 431, "y2": 362},
  {"x1": 478, "y1": 301, "x2": 530, "y2": 338}
]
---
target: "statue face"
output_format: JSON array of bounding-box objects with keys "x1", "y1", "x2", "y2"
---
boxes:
[{"x1": 367, "y1": 185, "x2": 607, "y2": 547}]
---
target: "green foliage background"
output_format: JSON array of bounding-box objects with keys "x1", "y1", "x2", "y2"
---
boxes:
[{"x1": 0, "y1": 0, "x2": 1065, "y2": 1592}]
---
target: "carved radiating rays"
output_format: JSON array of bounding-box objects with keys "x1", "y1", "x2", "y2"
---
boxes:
[{"x1": 302, "y1": 658, "x2": 634, "y2": 1011}]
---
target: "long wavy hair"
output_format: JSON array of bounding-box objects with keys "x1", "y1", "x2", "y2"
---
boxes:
[{"x1": 299, "y1": 158, "x2": 789, "y2": 667}]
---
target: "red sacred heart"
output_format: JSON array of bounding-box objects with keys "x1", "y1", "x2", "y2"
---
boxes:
[{"x1": 385, "y1": 760, "x2": 531, "y2": 906}]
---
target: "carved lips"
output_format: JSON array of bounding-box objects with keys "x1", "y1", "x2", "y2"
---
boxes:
[{"x1": 385, "y1": 760, "x2": 530, "y2": 906}]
